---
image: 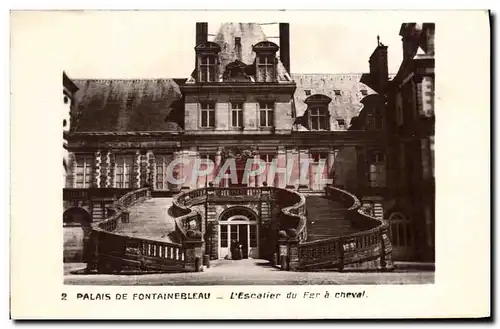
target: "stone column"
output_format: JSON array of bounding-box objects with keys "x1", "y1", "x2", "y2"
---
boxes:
[
  {"x1": 66, "y1": 152, "x2": 76, "y2": 188},
  {"x1": 135, "y1": 150, "x2": 142, "y2": 188},
  {"x1": 214, "y1": 148, "x2": 222, "y2": 187},
  {"x1": 286, "y1": 148, "x2": 298, "y2": 189},
  {"x1": 275, "y1": 146, "x2": 287, "y2": 188},
  {"x1": 298, "y1": 149, "x2": 309, "y2": 190}
]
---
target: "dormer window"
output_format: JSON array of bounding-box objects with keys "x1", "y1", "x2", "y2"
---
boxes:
[
  {"x1": 199, "y1": 55, "x2": 217, "y2": 82},
  {"x1": 310, "y1": 107, "x2": 328, "y2": 130},
  {"x1": 195, "y1": 42, "x2": 221, "y2": 83},
  {"x1": 337, "y1": 119, "x2": 346, "y2": 129},
  {"x1": 305, "y1": 94, "x2": 332, "y2": 131},
  {"x1": 360, "y1": 89, "x2": 368, "y2": 96},
  {"x1": 253, "y1": 41, "x2": 279, "y2": 83}
]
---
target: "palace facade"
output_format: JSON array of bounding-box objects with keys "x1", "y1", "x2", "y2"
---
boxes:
[{"x1": 63, "y1": 22, "x2": 434, "y2": 262}]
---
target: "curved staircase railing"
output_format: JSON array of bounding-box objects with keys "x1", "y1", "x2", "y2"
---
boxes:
[
  {"x1": 289, "y1": 186, "x2": 393, "y2": 271},
  {"x1": 87, "y1": 184, "x2": 393, "y2": 274},
  {"x1": 87, "y1": 187, "x2": 189, "y2": 274}
]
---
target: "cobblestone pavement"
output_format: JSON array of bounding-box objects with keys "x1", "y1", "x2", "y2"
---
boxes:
[{"x1": 64, "y1": 259, "x2": 434, "y2": 285}]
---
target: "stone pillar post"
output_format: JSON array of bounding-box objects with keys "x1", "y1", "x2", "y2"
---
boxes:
[
  {"x1": 278, "y1": 238, "x2": 289, "y2": 271},
  {"x1": 183, "y1": 240, "x2": 204, "y2": 272}
]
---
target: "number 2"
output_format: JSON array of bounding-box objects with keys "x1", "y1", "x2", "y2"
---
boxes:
[{"x1": 61, "y1": 293, "x2": 67, "y2": 300}]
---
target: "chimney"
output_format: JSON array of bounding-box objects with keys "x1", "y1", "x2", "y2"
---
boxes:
[
  {"x1": 368, "y1": 38, "x2": 389, "y2": 93},
  {"x1": 196, "y1": 22, "x2": 208, "y2": 46},
  {"x1": 422, "y1": 23, "x2": 435, "y2": 56},
  {"x1": 279, "y1": 23, "x2": 290, "y2": 73},
  {"x1": 235, "y1": 37, "x2": 242, "y2": 61}
]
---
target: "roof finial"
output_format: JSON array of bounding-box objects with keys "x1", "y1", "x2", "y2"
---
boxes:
[{"x1": 377, "y1": 35, "x2": 380, "y2": 46}]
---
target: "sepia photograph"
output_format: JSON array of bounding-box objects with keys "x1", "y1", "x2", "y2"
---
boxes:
[
  {"x1": 10, "y1": 10, "x2": 490, "y2": 319},
  {"x1": 62, "y1": 19, "x2": 435, "y2": 286}
]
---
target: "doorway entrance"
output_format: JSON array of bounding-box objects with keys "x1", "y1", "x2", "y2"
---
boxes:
[
  {"x1": 388, "y1": 212, "x2": 414, "y2": 260},
  {"x1": 218, "y1": 207, "x2": 259, "y2": 259}
]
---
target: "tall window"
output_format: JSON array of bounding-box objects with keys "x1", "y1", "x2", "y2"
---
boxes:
[
  {"x1": 231, "y1": 103, "x2": 243, "y2": 127},
  {"x1": 220, "y1": 225, "x2": 228, "y2": 248},
  {"x1": 200, "y1": 102, "x2": 215, "y2": 128},
  {"x1": 74, "y1": 155, "x2": 93, "y2": 188},
  {"x1": 115, "y1": 155, "x2": 134, "y2": 188},
  {"x1": 368, "y1": 151, "x2": 386, "y2": 187},
  {"x1": 155, "y1": 154, "x2": 173, "y2": 190},
  {"x1": 259, "y1": 102, "x2": 274, "y2": 127},
  {"x1": 199, "y1": 55, "x2": 217, "y2": 82},
  {"x1": 310, "y1": 107, "x2": 328, "y2": 130},
  {"x1": 257, "y1": 55, "x2": 276, "y2": 82}
]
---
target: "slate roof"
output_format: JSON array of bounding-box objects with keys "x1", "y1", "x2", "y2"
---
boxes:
[{"x1": 71, "y1": 79, "x2": 183, "y2": 132}]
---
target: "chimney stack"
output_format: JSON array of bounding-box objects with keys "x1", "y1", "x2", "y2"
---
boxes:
[
  {"x1": 196, "y1": 22, "x2": 208, "y2": 46},
  {"x1": 279, "y1": 23, "x2": 290, "y2": 73},
  {"x1": 368, "y1": 38, "x2": 389, "y2": 93},
  {"x1": 235, "y1": 37, "x2": 242, "y2": 61},
  {"x1": 422, "y1": 23, "x2": 435, "y2": 56}
]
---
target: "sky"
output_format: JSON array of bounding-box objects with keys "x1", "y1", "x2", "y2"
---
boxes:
[{"x1": 52, "y1": 11, "x2": 406, "y2": 79}]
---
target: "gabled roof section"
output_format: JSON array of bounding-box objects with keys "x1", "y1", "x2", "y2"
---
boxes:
[
  {"x1": 187, "y1": 23, "x2": 292, "y2": 83},
  {"x1": 71, "y1": 79, "x2": 183, "y2": 132}
]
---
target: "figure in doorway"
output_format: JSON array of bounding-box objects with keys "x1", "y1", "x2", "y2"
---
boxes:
[{"x1": 230, "y1": 240, "x2": 242, "y2": 260}]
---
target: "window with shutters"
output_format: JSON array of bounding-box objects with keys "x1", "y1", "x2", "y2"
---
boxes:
[
  {"x1": 74, "y1": 154, "x2": 94, "y2": 188},
  {"x1": 115, "y1": 155, "x2": 135, "y2": 188},
  {"x1": 259, "y1": 102, "x2": 274, "y2": 127},
  {"x1": 200, "y1": 102, "x2": 215, "y2": 128},
  {"x1": 231, "y1": 103, "x2": 243, "y2": 128}
]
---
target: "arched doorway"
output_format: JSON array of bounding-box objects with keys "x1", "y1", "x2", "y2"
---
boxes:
[
  {"x1": 388, "y1": 211, "x2": 414, "y2": 260},
  {"x1": 63, "y1": 207, "x2": 92, "y2": 262},
  {"x1": 218, "y1": 207, "x2": 258, "y2": 259}
]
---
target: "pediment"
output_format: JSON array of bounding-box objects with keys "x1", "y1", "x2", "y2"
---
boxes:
[
  {"x1": 195, "y1": 41, "x2": 222, "y2": 53},
  {"x1": 304, "y1": 94, "x2": 332, "y2": 105},
  {"x1": 252, "y1": 41, "x2": 279, "y2": 52}
]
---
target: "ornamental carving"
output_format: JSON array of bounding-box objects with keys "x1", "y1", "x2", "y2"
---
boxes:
[{"x1": 220, "y1": 146, "x2": 257, "y2": 160}]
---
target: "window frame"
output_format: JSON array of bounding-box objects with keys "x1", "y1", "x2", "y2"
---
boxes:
[
  {"x1": 309, "y1": 106, "x2": 329, "y2": 131},
  {"x1": 256, "y1": 54, "x2": 276, "y2": 82},
  {"x1": 231, "y1": 102, "x2": 244, "y2": 128},
  {"x1": 114, "y1": 154, "x2": 135, "y2": 189},
  {"x1": 200, "y1": 102, "x2": 216, "y2": 128},
  {"x1": 259, "y1": 101, "x2": 275, "y2": 127},
  {"x1": 74, "y1": 154, "x2": 94, "y2": 188},
  {"x1": 198, "y1": 54, "x2": 218, "y2": 83}
]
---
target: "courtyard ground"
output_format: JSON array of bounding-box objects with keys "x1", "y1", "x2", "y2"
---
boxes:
[{"x1": 64, "y1": 259, "x2": 434, "y2": 286}]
